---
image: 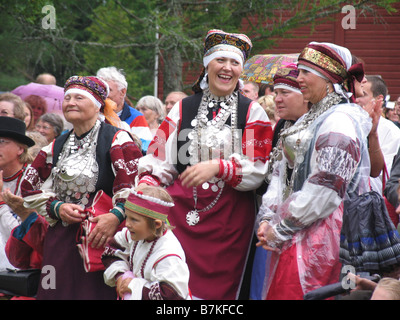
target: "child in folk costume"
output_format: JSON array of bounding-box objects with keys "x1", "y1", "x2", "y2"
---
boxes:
[{"x1": 102, "y1": 185, "x2": 191, "y2": 300}]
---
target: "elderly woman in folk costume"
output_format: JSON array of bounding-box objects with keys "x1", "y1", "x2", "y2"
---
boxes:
[
  {"x1": 137, "y1": 29, "x2": 273, "y2": 300},
  {"x1": 14, "y1": 76, "x2": 142, "y2": 299},
  {"x1": 251, "y1": 64, "x2": 310, "y2": 300},
  {"x1": 256, "y1": 42, "x2": 372, "y2": 300}
]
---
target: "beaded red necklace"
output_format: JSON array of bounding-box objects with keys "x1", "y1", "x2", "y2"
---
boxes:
[{"x1": 130, "y1": 237, "x2": 159, "y2": 278}]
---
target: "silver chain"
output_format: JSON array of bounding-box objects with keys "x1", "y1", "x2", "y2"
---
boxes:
[{"x1": 192, "y1": 182, "x2": 224, "y2": 213}]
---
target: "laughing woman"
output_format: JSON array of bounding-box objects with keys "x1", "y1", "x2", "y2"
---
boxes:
[
  {"x1": 19, "y1": 76, "x2": 142, "y2": 299},
  {"x1": 137, "y1": 29, "x2": 273, "y2": 299}
]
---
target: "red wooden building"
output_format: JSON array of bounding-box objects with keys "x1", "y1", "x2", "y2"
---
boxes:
[
  {"x1": 158, "y1": 3, "x2": 400, "y2": 101},
  {"x1": 265, "y1": 3, "x2": 400, "y2": 101}
]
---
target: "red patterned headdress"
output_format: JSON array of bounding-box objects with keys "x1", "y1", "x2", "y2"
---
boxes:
[
  {"x1": 297, "y1": 42, "x2": 349, "y2": 84},
  {"x1": 193, "y1": 29, "x2": 252, "y2": 93},
  {"x1": 203, "y1": 29, "x2": 252, "y2": 68},
  {"x1": 273, "y1": 63, "x2": 301, "y2": 94},
  {"x1": 64, "y1": 76, "x2": 109, "y2": 108},
  {"x1": 298, "y1": 42, "x2": 364, "y2": 102}
]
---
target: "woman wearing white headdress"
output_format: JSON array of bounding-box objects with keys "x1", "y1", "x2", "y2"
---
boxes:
[
  {"x1": 256, "y1": 42, "x2": 371, "y2": 300},
  {"x1": 17, "y1": 76, "x2": 142, "y2": 299},
  {"x1": 137, "y1": 29, "x2": 273, "y2": 300}
]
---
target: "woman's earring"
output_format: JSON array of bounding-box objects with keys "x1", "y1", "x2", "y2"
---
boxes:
[
  {"x1": 200, "y1": 72, "x2": 209, "y2": 90},
  {"x1": 326, "y1": 83, "x2": 330, "y2": 95}
]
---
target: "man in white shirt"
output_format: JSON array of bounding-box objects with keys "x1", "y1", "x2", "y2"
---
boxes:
[
  {"x1": 356, "y1": 75, "x2": 400, "y2": 194},
  {"x1": 0, "y1": 117, "x2": 35, "y2": 268}
]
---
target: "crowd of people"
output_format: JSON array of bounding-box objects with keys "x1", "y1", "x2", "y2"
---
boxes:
[{"x1": 1, "y1": 28, "x2": 400, "y2": 301}]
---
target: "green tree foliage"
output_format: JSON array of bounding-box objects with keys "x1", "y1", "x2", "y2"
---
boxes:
[
  {"x1": 0, "y1": 0, "x2": 397, "y2": 101},
  {"x1": 82, "y1": 1, "x2": 157, "y2": 100},
  {"x1": 0, "y1": 0, "x2": 49, "y2": 90}
]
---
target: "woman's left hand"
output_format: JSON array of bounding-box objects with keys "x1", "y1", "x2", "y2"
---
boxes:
[
  {"x1": 88, "y1": 213, "x2": 120, "y2": 248},
  {"x1": 179, "y1": 160, "x2": 220, "y2": 188},
  {"x1": 256, "y1": 222, "x2": 281, "y2": 253}
]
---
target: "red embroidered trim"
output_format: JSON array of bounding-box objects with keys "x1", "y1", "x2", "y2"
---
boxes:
[
  {"x1": 147, "y1": 117, "x2": 177, "y2": 161},
  {"x1": 217, "y1": 159, "x2": 225, "y2": 178},
  {"x1": 138, "y1": 172, "x2": 161, "y2": 186},
  {"x1": 3, "y1": 163, "x2": 28, "y2": 195},
  {"x1": 231, "y1": 158, "x2": 243, "y2": 187},
  {"x1": 216, "y1": 159, "x2": 242, "y2": 187},
  {"x1": 152, "y1": 254, "x2": 182, "y2": 270}
]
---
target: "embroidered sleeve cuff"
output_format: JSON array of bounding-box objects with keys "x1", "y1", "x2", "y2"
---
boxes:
[
  {"x1": 110, "y1": 202, "x2": 126, "y2": 223},
  {"x1": 12, "y1": 212, "x2": 38, "y2": 241},
  {"x1": 46, "y1": 197, "x2": 63, "y2": 221},
  {"x1": 216, "y1": 159, "x2": 243, "y2": 187},
  {"x1": 259, "y1": 216, "x2": 271, "y2": 225},
  {"x1": 274, "y1": 218, "x2": 303, "y2": 240}
]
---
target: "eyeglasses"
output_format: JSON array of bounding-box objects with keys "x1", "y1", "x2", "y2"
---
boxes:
[
  {"x1": 0, "y1": 110, "x2": 14, "y2": 116},
  {"x1": 35, "y1": 124, "x2": 52, "y2": 131}
]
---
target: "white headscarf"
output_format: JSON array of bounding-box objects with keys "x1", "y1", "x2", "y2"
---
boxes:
[{"x1": 298, "y1": 42, "x2": 353, "y2": 100}]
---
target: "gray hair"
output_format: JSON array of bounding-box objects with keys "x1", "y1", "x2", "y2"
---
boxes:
[
  {"x1": 26, "y1": 131, "x2": 49, "y2": 163},
  {"x1": 136, "y1": 95, "x2": 165, "y2": 123},
  {"x1": 96, "y1": 66, "x2": 128, "y2": 91},
  {"x1": 39, "y1": 113, "x2": 64, "y2": 138}
]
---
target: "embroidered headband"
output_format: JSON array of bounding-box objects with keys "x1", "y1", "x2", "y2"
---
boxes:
[
  {"x1": 203, "y1": 29, "x2": 253, "y2": 68},
  {"x1": 297, "y1": 43, "x2": 350, "y2": 84},
  {"x1": 193, "y1": 29, "x2": 252, "y2": 93},
  {"x1": 273, "y1": 63, "x2": 301, "y2": 94},
  {"x1": 125, "y1": 189, "x2": 174, "y2": 223},
  {"x1": 64, "y1": 76, "x2": 109, "y2": 108},
  {"x1": 297, "y1": 42, "x2": 363, "y2": 102}
]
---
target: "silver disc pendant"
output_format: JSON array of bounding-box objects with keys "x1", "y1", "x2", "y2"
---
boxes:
[
  {"x1": 296, "y1": 155, "x2": 304, "y2": 164},
  {"x1": 186, "y1": 210, "x2": 200, "y2": 226}
]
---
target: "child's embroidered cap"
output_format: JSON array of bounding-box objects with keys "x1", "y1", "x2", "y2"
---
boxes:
[{"x1": 125, "y1": 189, "x2": 174, "y2": 223}]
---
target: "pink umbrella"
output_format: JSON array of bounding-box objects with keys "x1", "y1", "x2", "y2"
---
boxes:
[{"x1": 11, "y1": 82, "x2": 65, "y2": 114}]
